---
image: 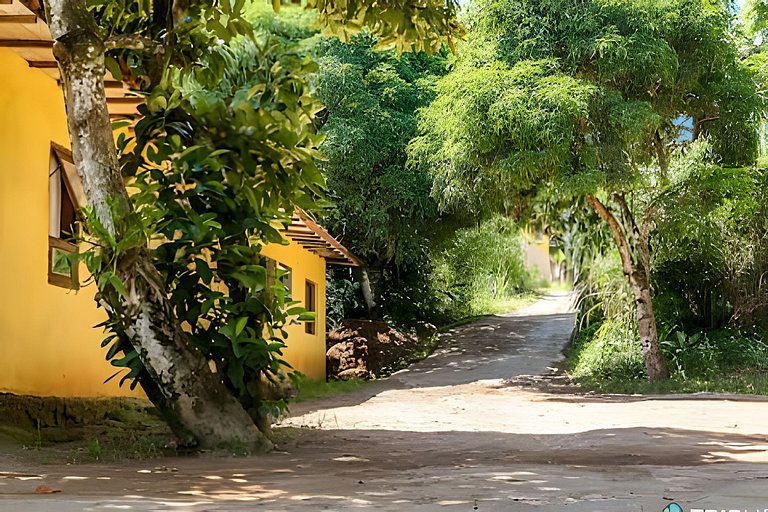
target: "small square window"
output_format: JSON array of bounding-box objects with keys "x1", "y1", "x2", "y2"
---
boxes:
[
  {"x1": 48, "y1": 237, "x2": 78, "y2": 289},
  {"x1": 304, "y1": 279, "x2": 316, "y2": 335}
]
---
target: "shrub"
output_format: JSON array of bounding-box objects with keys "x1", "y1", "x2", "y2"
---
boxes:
[
  {"x1": 570, "y1": 320, "x2": 646, "y2": 381},
  {"x1": 431, "y1": 216, "x2": 535, "y2": 319}
]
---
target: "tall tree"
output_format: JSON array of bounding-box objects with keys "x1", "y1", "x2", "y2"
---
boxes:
[
  {"x1": 22, "y1": 0, "x2": 463, "y2": 449},
  {"x1": 311, "y1": 34, "x2": 448, "y2": 318},
  {"x1": 410, "y1": 0, "x2": 763, "y2": 380}
]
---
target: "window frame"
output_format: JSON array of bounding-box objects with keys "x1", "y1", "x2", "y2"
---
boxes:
[
  {"x1": 48, "y1": 143, "x2": 82, "y2": 290},
  {"x1": 304, "y1": 279, "x2": 317, "y2": 335},
  {"x1": 48, "y1": 236, "x2": 79, "y2": 289},
  {"x1": 279, "y1": 263, "x2": 293, "y2": 297}
]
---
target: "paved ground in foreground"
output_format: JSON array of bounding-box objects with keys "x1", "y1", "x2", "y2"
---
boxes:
[{"x1": 2, "y1": 292, "x2": 768, "y2": 511}]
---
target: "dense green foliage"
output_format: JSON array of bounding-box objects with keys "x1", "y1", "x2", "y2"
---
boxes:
[
  {"x1": 570, "y1": 144, "x2": 768, "y2": 391},
  {"x1": 306, "y1": 0, "x2": 465, "y2": 53},
  {"x1": 84, "y1": 33, "x2": 325, "y2": 421},
  {"x1": 245, "y1": 7, "x2": 537, "y2": 326},
  {"x1": 430, "y1": 216, "x2": 536, "y2": 318},
  {"x1": 314, "y1": 34, "x2": 444, "y2": 271},
  {"x1": 411, "y1": 0, "x2": 761, "y2": 211},
  {"x1": 312, "y1": 35, "x2": 536, "y2": 323},
  {"x1": 311, "y1": 34, "x2": 455, "y2": 323}
]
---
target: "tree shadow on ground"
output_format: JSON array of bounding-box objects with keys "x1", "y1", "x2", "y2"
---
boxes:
[
  {"x1": 291, "y1": 312, "x2": 577, "y2": 416},
  {"x1": 9, "y1": 426, "x2": 766, "y2": 510}
]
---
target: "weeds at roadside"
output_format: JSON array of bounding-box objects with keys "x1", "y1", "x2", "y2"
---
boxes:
[
  {"x1": 566, "y1": 321, "x2": 768, "y2": 396},
  {"x1": 87, "y1": 438, "x2": 101, "y2": 460}
]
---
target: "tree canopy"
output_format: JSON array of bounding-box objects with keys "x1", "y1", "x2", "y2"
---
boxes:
[
  {"x1": 313, "y1": 34, "x2": 445, "y2": 271},
  {"x1": 410, "y1": 0, "x2": 765, "y2": 380},
  {"x1": 412, "y1": 0, "x2": 762, "y2": 211}
]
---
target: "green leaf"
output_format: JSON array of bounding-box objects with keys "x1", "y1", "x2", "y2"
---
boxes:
[
  {"x1": 108, "y1": 274, "x2": 129, "y2": 298},
  {"x1": 103, "y1": 370, "x2": 123, "y2": 384},
  {"x1": 111, "y1": 350, "x2": 139, "y2": 368},
  {"x1": 105, "y1": 56, "x2": 123, "y2": 81},
  {"x1": 235, "y1": 316, "x2": 248, "y2": 336},
  {"x1": 195, "y1": 258, "x2": 213, "y2": 284}
]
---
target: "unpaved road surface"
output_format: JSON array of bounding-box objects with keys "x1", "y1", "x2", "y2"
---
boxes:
[{"x1": 3, "y1": 292, "x2": 768, "y2": 511}]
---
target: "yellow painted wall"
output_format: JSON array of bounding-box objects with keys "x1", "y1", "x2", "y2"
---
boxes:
[
  {"x1": 0, "y1": 48, "x2": 329, "y2": 395},
  {"x1": 262, "y1": 238, "x2": 327, "y2": 380},
  {"x1": 0, "y1": 48, "x2": 128, "y2": 397},
  {"x1": 521, "y1": 228, "x2": 552, "y2": 282}
]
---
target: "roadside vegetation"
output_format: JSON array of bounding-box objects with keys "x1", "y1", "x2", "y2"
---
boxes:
[{"x1": 568, "y1": 159, "x2": 768, "y2": 395}]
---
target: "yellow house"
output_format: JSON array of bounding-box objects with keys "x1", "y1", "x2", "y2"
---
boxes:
[{"x1": 0, "y1": 3, "x2": 359, "y2": 397}]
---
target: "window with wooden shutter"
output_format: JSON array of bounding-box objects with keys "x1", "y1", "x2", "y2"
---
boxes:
[{"x1": 48, "y1": 143, "x2": 84, "y2": 289}]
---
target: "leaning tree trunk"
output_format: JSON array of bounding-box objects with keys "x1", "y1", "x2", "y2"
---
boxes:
[
  {"x1": 39, "y1": 0, "x2": 271, "y2": 450},
  {"x1": 585, "y1": 194, "x2": 669, "y2": 381}
]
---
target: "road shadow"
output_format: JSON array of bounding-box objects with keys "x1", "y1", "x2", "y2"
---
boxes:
[
  {"x1": 8, "y1": 426, "x2": 766, "y2": 509},
  {"x1": 291, "y1": 311, "x2": 577, "y2": 416}
]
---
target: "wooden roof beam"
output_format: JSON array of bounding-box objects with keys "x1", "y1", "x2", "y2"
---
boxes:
[
  {"x1": 297, "y1": 243, "x2": 332, "y2": 249},
  {"x1": 106, "y1": 96, "x2": 144, "y2": 104},
  {"x1": 0, "y1": 39, "x2": 53, "y2": 48},
  {"x1": 294, "y1": 211, "x2": 363, "y2": 266},
  {"x1": 0, "y1": 14, "x2": 38, "y2": 23},
  {"x1": 28, "y1": 60, "x2": 57, "y2": 68},
  {"x1": 291, "y1": 238, "x2": 330, "y2": 245},
  {"x1": 291, "y1": 236, "x2": 325, "y2": 242}
]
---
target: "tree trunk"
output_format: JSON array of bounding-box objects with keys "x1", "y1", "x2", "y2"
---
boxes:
[
  {"x1": 585, "y1": 194, "x2": 669, "y2": 381},
  {"x1": 42, "y1": 0, "x2": 271, "y2": 450},
  {"x1": 353, "y1": 266, "x2": 377, "y2": 318},
  {"x1": 629, "y1": 263, "x2": 668, "y2": 380}
]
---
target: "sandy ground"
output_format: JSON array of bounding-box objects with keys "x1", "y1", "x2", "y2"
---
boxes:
[{"x1": 2, "y1": 291, "x2": 768, "y2": 511}]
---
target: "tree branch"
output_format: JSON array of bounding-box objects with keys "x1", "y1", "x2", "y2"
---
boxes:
[
  {"x1": 640, "y1": 204, "x2": 656, "y2": 242},
  {"x1": 692, "y1": 115, "x2": 719, "y2": 141},
  {"x1": 612, "y1": 192, "x2": 640, "y2": 245},
  {"x1": 585, "y1": 194, "x2": 634, "y2": 278},
  {"x1": 104, "y1": 34, "x2": 162, "y2": 51}
]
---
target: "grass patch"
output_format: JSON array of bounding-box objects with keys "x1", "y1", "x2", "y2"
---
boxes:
[
  {"x1": 294, "y1": 378, "x2": 370, "y2": 402},
  {"x1": 2, "y1": 422, "x2": 173, "y2": 465},
  {"x1": 539, "y1": 281, "x2": 573, "y2": 293},
  {"x1": 570, "y1": 372, "x2": 768, "y2": 395},
  {"x1": 479, "y1": 293, "x2": 539, "y2": 315},
  {"x1": 567, "y1": 321, "x2": 768, "y2": 396}
]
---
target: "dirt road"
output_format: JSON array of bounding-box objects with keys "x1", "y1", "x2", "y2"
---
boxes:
[{"x1": 3, "y1": 292, "x2": 768, "y2": 511}]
